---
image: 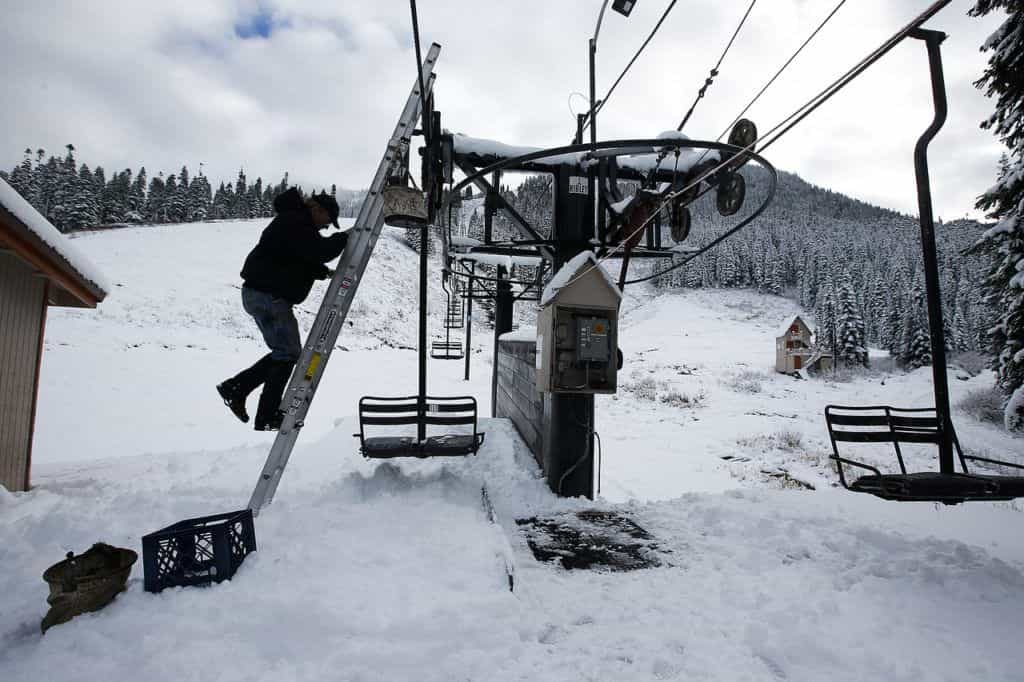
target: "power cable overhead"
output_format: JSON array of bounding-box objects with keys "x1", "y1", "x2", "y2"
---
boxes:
[
  {"x1": 716, "y1": 0, "x2": 847, "y2": 142},
  {"x1": 580, "y1": 0, "x2": 681, "y2": 135},
  {"x1": 557, "y1": 0, "x2": 950, "y2": 290},
  {"x1": 676, "y1": 0, "x2": 758, "y2": 132}
]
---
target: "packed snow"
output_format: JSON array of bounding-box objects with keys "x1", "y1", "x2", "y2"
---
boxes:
[
  {"x1": 2, "y1": 219, "x2": 1024, "y2": 681},
  {"x1": 0, "y1": 176, "x2": 110, "y2": 293}
]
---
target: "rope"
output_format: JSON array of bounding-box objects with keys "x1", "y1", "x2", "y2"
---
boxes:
[{"x1": 676, "y1": 0, "x2": 758, "y2": 132}]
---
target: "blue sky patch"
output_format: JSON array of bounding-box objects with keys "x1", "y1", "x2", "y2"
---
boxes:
[{"x1": 234, "y1": 9, "x2": 279, "y2": 40}]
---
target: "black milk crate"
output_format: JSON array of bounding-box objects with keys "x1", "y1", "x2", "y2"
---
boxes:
[{"x1": 142, "y1": 509, "x2": 256, "y2": 593}]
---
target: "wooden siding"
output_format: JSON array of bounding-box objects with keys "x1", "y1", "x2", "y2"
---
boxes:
[{"x1": 0, "y1": 252, "x2": 45, "y2": 491}]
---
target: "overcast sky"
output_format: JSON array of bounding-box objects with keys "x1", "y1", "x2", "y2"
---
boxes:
[{"x1": 1, "y1": 1, "x2": 1007, "y2": 220}]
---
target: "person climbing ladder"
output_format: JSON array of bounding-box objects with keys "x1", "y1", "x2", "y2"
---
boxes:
[{"x1": 217, "y1": 187, "x2": 349, "y2": 430}]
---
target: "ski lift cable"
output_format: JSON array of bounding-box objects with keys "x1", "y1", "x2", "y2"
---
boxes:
[
  {"x1": 621, "y1": 0, "x2": 952, "y2": 285},
  {"x1": 580, "y1": 0, "x2": 681, "y2": 134},
  {"x1": 688, "y1": 0, "x2": 848, "y2": 170},
  {"x1": 645, "y1": 0, "x2": 760, "y2": 176},
  {"x1": 559, "y1": 0, "x2": 949, "y2": 290},
  {"x1": 676, "y1": 0, "x2": 759, "y2": 132},
  {"x1": 716, "y1": 0, "x2": 848, "y2": 143}
]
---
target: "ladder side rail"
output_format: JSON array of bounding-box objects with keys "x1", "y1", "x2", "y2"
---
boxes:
[{"x1": 248, "y1": 44, "x2": 441, "y2": 513}]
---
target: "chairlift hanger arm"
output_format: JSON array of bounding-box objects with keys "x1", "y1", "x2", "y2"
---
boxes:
[{"x1": 453, "y1": 160, "x2": 555, "y2": 262}]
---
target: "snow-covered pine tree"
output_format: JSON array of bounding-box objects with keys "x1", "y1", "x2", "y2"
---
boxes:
[
  {"x1": 128, "y1": 167, "x2": 146, "y2": 222},
  {"x1": 92, "y1": 166, "x2": 107, "y2": 222},
  {"x1": 970, "y1": 0, "x2": 1024, "y2": 428},
  {"x1": 835, "y1": 274, "x2": 868, "y2": 367},
  {"x1": 188, "y1": 173, "x2": 212, "y2": 221},
  {"x1": 8, "y1": 148, "x2": 33, "y2": 197},
  {"x1": 47, "y1": 144, "x2": 78, "y2": 231},
  {"x1": 233, "y1": 169, "x2": 248, "y2": 218},
  {"x1": 900, "y1": 283, "x2": 933, "y2": 369},
  {"x1": 164, "y1": 174, "x2": 182, "y2": 223},
  {"x1": 66, "y1": 163, "x2": 99, "y2": 230},
  {"x1": 147, "y1": 172, "x2": 166, "y2": 223}
]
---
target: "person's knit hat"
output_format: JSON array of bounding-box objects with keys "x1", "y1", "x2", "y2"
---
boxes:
[{"x1": 311, "y1": 191, "x2": 340, "y2": 228}]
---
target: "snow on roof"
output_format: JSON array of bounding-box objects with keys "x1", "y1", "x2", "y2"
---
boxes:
[
  {"x1": 498, "y1": 326, "x2": 537, "y2": 343},
  {"x1": 776, "y1": 315, "x2": 810, "y2": 338},
  {"x1": 540, "y1": 251, "x2": 621, "y2": 307},
  {"x1": 0, "y1": 177, "x2": 110, "y2": 295}
]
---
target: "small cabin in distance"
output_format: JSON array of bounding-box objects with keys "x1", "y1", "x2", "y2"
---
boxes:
[{"x1": 775, "y1": 315, "x2": 832, "y2": 373}]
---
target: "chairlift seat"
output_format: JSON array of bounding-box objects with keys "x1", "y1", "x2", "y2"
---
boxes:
[
  {"x1": 357, "y1": 395, "x2": 484, "y2": 458},
  {"x1": 848, "y1": 472, "x2": 1015, "y2": 503},
  {"x1": 825, "y1": 405, "x2": 1024, "y2": 504},
  {"x1": 430, "y1": 340, "x2": 464, "y2": 360}
]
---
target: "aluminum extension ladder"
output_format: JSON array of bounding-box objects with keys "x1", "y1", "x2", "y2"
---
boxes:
[{"x1": 248, "y1": 43, "x2": 442, "y2": 513}]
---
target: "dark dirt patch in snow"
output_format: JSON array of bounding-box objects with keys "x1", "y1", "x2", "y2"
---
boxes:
[{"x1": 516, "y1": 510, "x2": 665, "y2": 571}]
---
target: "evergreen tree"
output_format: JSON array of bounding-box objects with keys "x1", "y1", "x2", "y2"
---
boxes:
[
  {"x1": 188, "y1": 172, "x2": 212, "y2": 221},
  {"x1": 835, "y1": 275, "x2": 868, "y2": 366},
  {"x1": 66, "y1": 163, "x2": 99, "y2": 230},
  {"x1": 47, "y1": 144, "x2": 78, "y2": 231},
  {"x1": 147, "y1": 172, "x2": 166, "y2": 222},
  {"x1": 970, "y1": 0, "x2": 1024, "y2": 428},
  {"x1": 899, "y1": 284, "x2": 932, "y2": 368},
  {"x1": 8, "y1": 148, "x2": 33, "y2": 197},
  {"x1": 233, "y1": 169, "x2": 248, "y2": 218},
  {"x1": 129, "y1": 167, "x2": 147, "y2": 221},
  {"x1": 164, "y1": 174, "x2": 182, "y2": 222}
]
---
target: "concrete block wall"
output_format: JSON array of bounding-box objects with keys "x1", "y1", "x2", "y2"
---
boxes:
[{"x1": 495, "y1": 338, "x2": 544, "y2": 469}]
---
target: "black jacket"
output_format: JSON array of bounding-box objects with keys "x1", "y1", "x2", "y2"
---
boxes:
[{"x1": 241, "y1": 188, "x2": 348, "y2": 304}]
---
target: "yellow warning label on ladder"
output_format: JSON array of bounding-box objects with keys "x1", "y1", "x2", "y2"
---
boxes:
[{"x1": 304, "y1": 352, "x2": 322, "y2": 381}]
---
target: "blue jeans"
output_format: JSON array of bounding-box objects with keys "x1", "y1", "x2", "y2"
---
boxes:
[{"x1": 242, "y1": 286, "x2": 302, "y2": 363}]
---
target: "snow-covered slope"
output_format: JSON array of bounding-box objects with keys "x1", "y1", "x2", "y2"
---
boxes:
[{"x1": 3, "y1": 219, "x2": 1024, "y2": 681}]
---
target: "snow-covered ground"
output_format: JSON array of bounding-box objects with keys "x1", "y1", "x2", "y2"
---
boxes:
[{"x1": 2, "y1": 219, "x2": 1023, "y2": 681}]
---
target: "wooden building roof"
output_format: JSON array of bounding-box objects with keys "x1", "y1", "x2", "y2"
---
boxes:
[{"x1": 0, "y1": 178, "x2": 107, "y2": 308}]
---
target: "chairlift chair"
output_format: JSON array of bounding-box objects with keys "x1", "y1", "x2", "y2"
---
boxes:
[
  {"x1": 360, "y1": 85, "x2": 482, "y2": 457},
  {"x1": 825, "y1": 29, "x2": 1024, "y2": 505},
  {"x1": 357, "y1": 395, "x2": 484, "y2": 458},
  {"x1": 825, "y1": 405, "x2": 1024, "y2": 504},
  {"x1": 431, "y1": 276, "x2": 464, "y2": 360}
]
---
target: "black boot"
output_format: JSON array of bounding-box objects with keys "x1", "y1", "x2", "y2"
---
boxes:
[
  {"x1": 217, "y1": 354, "x2": 274, "y2": 423},
  {"x1": 254, "y1": 360, "x2": 294, "y2": 431}
]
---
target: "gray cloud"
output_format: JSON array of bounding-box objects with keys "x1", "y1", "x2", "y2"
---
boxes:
[{"x1": 0, "y1": 0, "x2": 1008, "y2": 218}]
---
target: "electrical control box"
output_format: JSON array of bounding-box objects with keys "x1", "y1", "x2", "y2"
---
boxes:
[{"x1": 537, "y1": 254, "x2": 621, "y2": 394}]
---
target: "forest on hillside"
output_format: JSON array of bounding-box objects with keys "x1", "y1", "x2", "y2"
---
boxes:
[{"x1": 0, "y1": 145, "x2": 366, "y2": 232}]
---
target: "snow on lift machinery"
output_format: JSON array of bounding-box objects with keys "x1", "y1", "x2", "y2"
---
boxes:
[
  {"x1": 826, "y1": 28, "x2": 1024, "y2": 504},
  {"x1": 357, "y1": 44, "x2": 484, "y2": 460},
  {"x1": 442, "y1": 122, "x2": 772, "y2": 298}
]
